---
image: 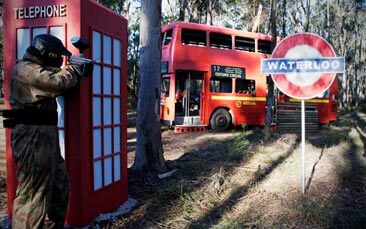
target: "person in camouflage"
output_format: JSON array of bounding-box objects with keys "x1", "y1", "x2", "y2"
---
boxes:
[{"x1": 9, "y1": 34, "x2": 92, "y2": 229}]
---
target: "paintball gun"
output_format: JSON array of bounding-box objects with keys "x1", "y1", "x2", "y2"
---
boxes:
[{"x1": 68, "y1": 37, "x2": 95, "y2": 64}]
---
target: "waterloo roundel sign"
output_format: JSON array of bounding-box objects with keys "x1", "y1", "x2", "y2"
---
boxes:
[{"x1": 261, "y1": 33, "x2": 345, "y2": 99}]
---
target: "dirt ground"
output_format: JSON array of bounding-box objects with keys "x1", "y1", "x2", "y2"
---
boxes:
[{"x1": 1, "y1": 112, "x2": 366, "y2": 228}]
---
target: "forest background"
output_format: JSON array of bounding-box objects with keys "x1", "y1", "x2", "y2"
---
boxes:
[{"x1": 0, "y1": 0, "x2": 365, "y2": 110}]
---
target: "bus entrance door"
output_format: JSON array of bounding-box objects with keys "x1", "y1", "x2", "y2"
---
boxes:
[{"x1": 175, "y1": 71, "x2": 203, "y2": 126}]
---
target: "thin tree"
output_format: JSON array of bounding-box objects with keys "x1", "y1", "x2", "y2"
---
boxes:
[
  {"x1": 281, "y1": 0, "x2": 286, "y2": 37},
  {"x1": 179, "y1": 0, "x2": 188, "y2": 21},
  {"x1": 133, "y1": 0, "x2": 167, "y2": 173},
  {"x1": 206, "y1": 0, "x2": 213, "y2": 25},
  {"x1": 264, "y1": 0, "x2": 277, "y2": 140},
  {"x1": 191, "y1": 0, "x2": 199, "y2": 22},
  {"x1": 251, "y1": 3, "x2": 263, "y2": 32}
]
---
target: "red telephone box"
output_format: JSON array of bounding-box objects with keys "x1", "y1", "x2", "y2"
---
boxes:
[{"x1": 3, "y1": 0, "x2": 128, "y2": 226}]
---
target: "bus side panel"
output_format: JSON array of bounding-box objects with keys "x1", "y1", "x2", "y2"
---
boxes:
[
  {"x1": 285, "y1": 79, "x2": 338, "y2": 124},
  {"x1": 318, "y1": 80, "x2": 338, "y2": 124},
  {"x1": 204, "y1": 95, "x2": 266, "y2": 126},
  {"x1": 234, "y1": 101, "x2": 266, "y2": 126}
]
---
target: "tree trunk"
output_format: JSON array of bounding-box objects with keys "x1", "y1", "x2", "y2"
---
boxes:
[
  {"x1": 304, "y1": 0, "x2": 310, "y2": 32},
  {"x1": 179, "y1": 0, "x2": 187, "y2": 21},
  {"x1": 191, "y1": 0, "x2": 199, "y2": 22},
  {"x1": 251, "y1": 3, "x2": 263, "y2": 32},
  {"x1": 264, "y1": 0, "x2": 277, "y2": 140},
  {"x1": 133, "y1": 0, "x2": 166, "y2": 173},
  {"x1": 326, "y1": 0, "x2": 330, "y2": 40},
  {"x1": 206, "y1": 0, "x2": 213, "y2": 25},
  {"x1": 282, "y1": 0, "x2": 286, "y2": 37}
]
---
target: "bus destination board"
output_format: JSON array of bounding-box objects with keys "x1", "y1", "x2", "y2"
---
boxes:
[{"x1": 211, "y1": 65, "x2": 245, "y2": 78}]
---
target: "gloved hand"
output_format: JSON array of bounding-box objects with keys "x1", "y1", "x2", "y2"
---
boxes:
[
  {"x1": 69, "y1": 62, "x2": 94, "y2": 77},
  {"x1": 82, "y1": 62, "x2": 94, "y2": 77}
]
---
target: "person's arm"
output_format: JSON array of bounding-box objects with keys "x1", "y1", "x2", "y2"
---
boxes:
[{"x1": 22, "y1": 62, "x2": 83, "y2": 98}]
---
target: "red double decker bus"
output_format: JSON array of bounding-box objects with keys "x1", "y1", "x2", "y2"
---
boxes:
[{"x1": 160, "y1": 22, "x2": 338, "y2": 131}]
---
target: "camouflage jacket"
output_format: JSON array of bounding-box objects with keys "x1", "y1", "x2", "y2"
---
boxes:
[{"x1": 10, "y1": 47, "x2": 80, "y2": 110}]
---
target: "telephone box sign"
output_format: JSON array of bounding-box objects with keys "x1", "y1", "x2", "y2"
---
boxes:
[
  {"x1": 261, "y1": 33, "x2": 345, "y2": 99},
  {"x1": 13, "y1": 4, "x2": 67, "y2": 19}
]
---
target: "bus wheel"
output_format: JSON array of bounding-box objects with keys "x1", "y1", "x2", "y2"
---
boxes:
[{"x1": 210, "y1": 109, "x2": 231, "y2": 131}]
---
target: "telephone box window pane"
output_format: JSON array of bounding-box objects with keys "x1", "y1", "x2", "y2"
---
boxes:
[
  {"x1": 113, "y1": 69, "x2": 120, "y2": 95},
  {"x1": 114, "y1": 154, "x2": 121, "y2": 181},
  {"x1": 93, "y1": 64, "x2": 102, "y2": 94},
  {"x1": 94, "y1": 160, "x2": 103, "y2": 190},
  {"x1": 93, "y1": 97, "x2": 102, "y2": 126},
  {"x1": 59, "y1": 130, "x2": 65, "y2": 159},
  {"x1": 50, "y1": 27, "x2": 65, "y2": 43},
  {"x1": 32, "y1": 27, "x2": 47, "y2": 39},
  {"x1": 103, "y1": 98, "x2": 112, "y2": 125},
  {"x1": 113, "y1": 98, "x2": 120, "y2": 124},
  {"x1": 103, "y1": 67, "x2": 112, "y2": 94},
  {"x1": 93, "y1": 129, "x2": 102, "y2": 159},
  {"x1": 113, "y1": 39, "x2": 121, "y2": 67},
  {"x1": 93, "y1": 31, "x2": 102, "y2": 62},
  {"x1": 103, "y1": 35, "x2": 112, "y2": 64},
  {"x1": 104, "y1": 157, "x2": 113, "y2": 186},
  {"x1": 114, "y1": 127, "x2": 121, "y2": 153},
  {"x1": 17, "y1": 29, "x2": 30, "y2": 60},
  {"x1": 56, "y1": 97, "x2": 65, "y2": 128},
  {"x1": 103, "y1": 128, "x2": 112, "y2": 156}
]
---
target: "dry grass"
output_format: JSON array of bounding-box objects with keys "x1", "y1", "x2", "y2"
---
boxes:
[
  {"x1": 116, "y1": 113, "x2": 366, "y2": 228},
  {"x1": 1, "y1": 113, "x2": 366, "y2": 228}
]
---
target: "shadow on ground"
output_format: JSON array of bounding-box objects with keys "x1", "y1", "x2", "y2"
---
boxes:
[
  {"x1": 330, "y1": 113, "x2": 366, "y2": 227},
  {"x1": 117, "y1": 127, "x2": 266, "y2": 228}
]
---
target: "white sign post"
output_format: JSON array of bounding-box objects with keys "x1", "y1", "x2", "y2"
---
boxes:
[
  {"x1": 261, "y1": 33, "x2": 345, "y2": 194},
  {"x1": 301, "y1": 100, "x2": 305, "y2": 193}
]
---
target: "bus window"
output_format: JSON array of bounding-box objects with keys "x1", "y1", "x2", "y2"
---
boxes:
[
  {"x1": 258, "y1": 40, "x2": 272, "y2": 54},
  {"x1": 210, "y1": 32, "x2": 232, "y2": 49},
  {"x1": 161, "y1": 78, "x2": 170, "y2": 96},
  {"x1": 210, "y1": 78, "x2": 232, "y2": 93},
  {"x1": 181, "y1": 29, "x2": 206, "y2": 46},
  {"x1": 162, "y1": 29, "x2": 173, "y2": 46},
  {"x1": 236, "y1": 79, "x2": 256, "y2": 95},
  {"x1": 235, "y1": 36, "x2": 255, "y2": 52}
]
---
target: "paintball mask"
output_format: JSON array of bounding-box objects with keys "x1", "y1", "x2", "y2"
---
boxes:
[{"x1": 32, "y1": 34, "x2": 71, "y2": 67}]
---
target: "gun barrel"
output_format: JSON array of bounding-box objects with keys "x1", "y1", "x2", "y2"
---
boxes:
[{"x1": 69, "y1": 56, "x2": 95, "y2": 64}]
